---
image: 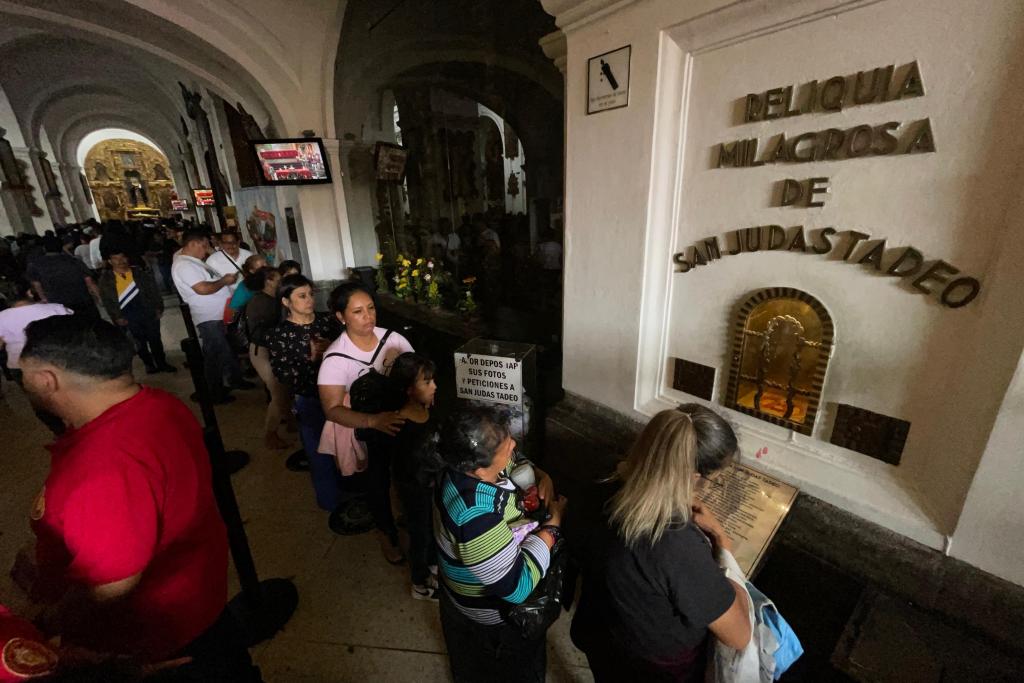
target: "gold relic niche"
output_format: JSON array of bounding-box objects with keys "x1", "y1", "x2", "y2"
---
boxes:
[{"x1": 724, "y1": 288, "x2": 834, "y2": 435}]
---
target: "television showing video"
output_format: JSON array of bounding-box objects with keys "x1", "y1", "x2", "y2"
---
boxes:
[{"x1": 252, "y1": 138, "x2": 332, "y2": 185}]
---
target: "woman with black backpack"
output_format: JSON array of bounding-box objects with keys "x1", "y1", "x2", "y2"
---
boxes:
[{"x1": 317, "y1": 282, "x2": 411, "y2": 562}]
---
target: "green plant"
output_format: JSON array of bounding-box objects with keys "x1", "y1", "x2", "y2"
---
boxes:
[{"x1": 456, "y1": 276, "x2": 478, "y2": 315}]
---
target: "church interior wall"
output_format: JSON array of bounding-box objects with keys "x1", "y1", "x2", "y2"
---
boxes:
[
  {"x1": 333, "y1": 0, "x2": 563, "y2": 268},
  {"x1": 555, "y1": 0, "x2": 1024, "y2": 585}
]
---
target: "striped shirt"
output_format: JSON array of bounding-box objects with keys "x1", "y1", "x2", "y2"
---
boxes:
[
  {"x1": 434, "y1": 463, "x2": 551, "y2": 625},
  {"x1": 114, "y1": 270, "x2": 140, "y2": 310}
]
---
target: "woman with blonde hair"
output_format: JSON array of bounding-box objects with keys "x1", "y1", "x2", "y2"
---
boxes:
[{"x1": 568, "y1": 405, "x2": 751, "y2": 682}]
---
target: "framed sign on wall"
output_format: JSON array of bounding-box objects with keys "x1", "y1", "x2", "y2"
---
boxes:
[{"x1": 587, "y1": 45, "x2": 631, "y2": 114}]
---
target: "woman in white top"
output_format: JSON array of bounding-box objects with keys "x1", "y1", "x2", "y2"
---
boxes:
[
  {"x1": 0, "y1": 279, "x2": 72, "y2": 433},
  {"x1": 318, "y1": 282, "x2": 411, "y2": 560}
]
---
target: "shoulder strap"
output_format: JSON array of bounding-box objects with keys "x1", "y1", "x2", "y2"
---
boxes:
[{"x1": 323, "y1": 329, "x2": 394, "y2": 367}]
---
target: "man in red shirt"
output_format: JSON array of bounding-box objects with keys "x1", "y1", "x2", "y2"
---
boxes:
[{"x1": 18, "y1": 315, "x2": 261, "y2": 681}]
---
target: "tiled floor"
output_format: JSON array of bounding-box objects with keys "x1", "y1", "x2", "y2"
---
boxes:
[{"x1": 0, "y1": 305, "x2": 593, "y2": 682}]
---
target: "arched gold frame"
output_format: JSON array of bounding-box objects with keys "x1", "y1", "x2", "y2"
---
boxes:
[{"x1": 725, "y1": 287, "x2": 834, "y2": 435}]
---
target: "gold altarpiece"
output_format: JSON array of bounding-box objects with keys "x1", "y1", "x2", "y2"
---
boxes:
[{"x1": 83, "y1": 139, "x2": 175, "y2": 221}]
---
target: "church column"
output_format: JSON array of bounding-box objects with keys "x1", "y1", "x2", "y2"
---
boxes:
[
  {"x1": 59, "y1": 162, "x2": 93, "y2": 223},
  {"x1": 10, "y1": 145, "x2": 50, "y2": 234},
  {"x1": 27, "y1": 148, "x2": 68, "y2": 227},
  {"x1": 181, "y1": 84, "x2": 227, "y2": 230},
  {"x1": 0, "y1": 128, "x2": 32, "y2": 235},
  {"x1": 291, "y1": 137, "x2": 355, "y2": 281}
]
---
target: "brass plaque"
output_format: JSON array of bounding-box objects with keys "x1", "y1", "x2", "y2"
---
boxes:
[{"x1": 697, "y1": 462, "x2": 798, "y2": 576}]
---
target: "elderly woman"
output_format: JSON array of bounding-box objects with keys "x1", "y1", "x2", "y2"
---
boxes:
[
  {"x1": 568, "y1": 405, "x2": 752, "y2": 682},
  {"x1": 433, "y1": 406, "x2": 566, "y2": 683}
]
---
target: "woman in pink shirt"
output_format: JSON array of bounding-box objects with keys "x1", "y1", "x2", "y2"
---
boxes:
[
  {"x1": 317, "y1": 282, "x2": 411, "y2": 561},
  {"x1": 0, "y1": 279, "x2": 71, "y2": 433}
]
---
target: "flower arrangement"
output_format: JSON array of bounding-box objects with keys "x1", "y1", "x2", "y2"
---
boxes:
[
  {"x1": 374, "y1": 252, "x2": 388, "y2": 292},
  {"x1": 424, "y1": 259, "x2": 443, "y2": 307},
  {"x1": 457, "y1": 276, "x2": 478, "y2": 315},
  {"x1": 376, "y1": 249, "x2": 478, "y2": 318}
]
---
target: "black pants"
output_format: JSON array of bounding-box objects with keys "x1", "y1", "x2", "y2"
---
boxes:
[
  {"x1": 439, "y1": 589, "x2": 546, "y2": 683},
  {"x1": 395, "y1": 478, "x2": 436, "y2": 585},
  {"x1": 154, "y1": 609, "x2": 262, "y2": 682},
  {"x1": 196, "y1": 320, "x2": 242, "y2": 400},
  {"x1": 126, "y1": 315, "x2": 167, "y2": 370},
  {"x1": 159, "y1": 262, "x2": 174, "y2": 294},
  {"x1": 365, "y1": 439, "x2": 397, "y2": 539}
]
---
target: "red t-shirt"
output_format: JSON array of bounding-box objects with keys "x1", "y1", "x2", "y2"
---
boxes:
[{"x1": 31, "y1": 387, "x2": 228, "y2": 659}]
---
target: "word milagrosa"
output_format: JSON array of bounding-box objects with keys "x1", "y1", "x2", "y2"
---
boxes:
[
  {"x1": 716, "y1": 61, "x2": 936, "y2": 167},
  {"x1": 672, "y1": 226, "x2": 980, "y2": 308}
]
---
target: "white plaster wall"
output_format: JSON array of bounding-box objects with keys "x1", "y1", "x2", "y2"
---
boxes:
[
  {"x1": 952, "y1": 353, "x2": 1024, "y2": 585},
  {"x1": 558, "y1": 0, "x2": 1024, "y2": 579}
]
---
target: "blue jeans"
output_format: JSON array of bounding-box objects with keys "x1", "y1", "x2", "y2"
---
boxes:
[
  {"x1": 294, "y1": 394, "x2": 341, "y2": 511},
  {"x1": 197, "y1": 320, "x2": 242, "y2": 400}
]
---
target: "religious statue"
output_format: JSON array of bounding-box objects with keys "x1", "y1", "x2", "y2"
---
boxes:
[
  {"x1": 152, "y1": 163, "x2": 169, "y2": 181},
  {"x1": 93, "y1": 161, "x2": 111, "y2": 182},
  {"x1": 124, "y1": 171, "x2": 149, "y2": 206},
  {"x1": 507, "y1": 171, "x2": 520, "y2": 198}
]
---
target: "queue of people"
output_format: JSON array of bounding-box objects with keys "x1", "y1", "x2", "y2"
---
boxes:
[{"x1": 1, "y1": 220, "x2": 758, "y2": 683}]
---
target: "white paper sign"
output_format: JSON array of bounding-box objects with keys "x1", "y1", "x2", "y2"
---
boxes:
[
  {"x1": 455, "y1": 353, "x2": 523, "y2": 406},
  {"x1": 588, "y1": 45, "x2": 631, "y2": 114}
]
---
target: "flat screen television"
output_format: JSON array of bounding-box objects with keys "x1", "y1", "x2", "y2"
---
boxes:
[
  {"x1": 193, "y1": 188, "x2": 214, "y2": 206},
  {"x1": 251, "y1": 138, "x2": 332, "y2": 185}
]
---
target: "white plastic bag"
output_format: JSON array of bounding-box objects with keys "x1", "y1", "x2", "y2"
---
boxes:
[{"x1": 704, "y1": 549, "x2": 772, "y2": 683}]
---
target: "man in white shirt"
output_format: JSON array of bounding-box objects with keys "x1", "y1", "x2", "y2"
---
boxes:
[
  {"x1": 87, "y1": 227, "x2": 104, "y2": 270},
  {"x1": 73, "y1": 233, "x2": 92, "y2": 268},
  {"x1": 171, "y1": 229, "x2": 252, "y2": 403},
  {"x1": 205, "y1": 232, "x2": 251, "y2": 294}
]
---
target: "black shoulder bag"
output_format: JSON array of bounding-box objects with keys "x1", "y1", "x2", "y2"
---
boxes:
[{"x1": 323, "y1": 329, "x2": 394, "y2": 441}]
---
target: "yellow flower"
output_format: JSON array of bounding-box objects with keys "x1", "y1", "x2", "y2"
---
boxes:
[
  {"x1": 412, "y1": 269, "x2": 419, "y2": 277},
  {"x1": 375, "y1": 252, "x2": 383, "y2": 261},
  {"x1": 396, "y1": 253, "x2": 405, "y2": 262},
  {"x1": 402, "y1": 259, "x2": 412, "y2": 267},
  {"x1": 416, "y1": 257, "x2": 425, "y2": 265}
]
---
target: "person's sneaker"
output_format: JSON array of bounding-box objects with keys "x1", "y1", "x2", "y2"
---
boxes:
[
  {"x1": 285, "y1": 449, "x2": 309, "y2": 472},
  {"x1": 145, "y1": 365, "x2": 160, "y2": 375},
  {"x1": 230, "y1": 378, "x2": 257, "y2": 390},
  {"x1": 411, "y1": 584, "x2": 439, "y2": 602},
  {"x1": 158, "y1": 363, "x2": 178, "y2": 373}
]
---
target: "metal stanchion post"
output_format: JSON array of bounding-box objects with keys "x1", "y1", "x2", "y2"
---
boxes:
[
  {"x1": 181, "y1": 336, "x2": 298, "y2": 645},
  {"x1": 179, "y1": 301, "x2": 249, "y2": 473}
]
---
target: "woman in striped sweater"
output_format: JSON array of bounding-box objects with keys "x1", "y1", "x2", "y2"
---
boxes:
[{"x1": 433, "y1": 405, "x2": 566, "y2": 683}]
